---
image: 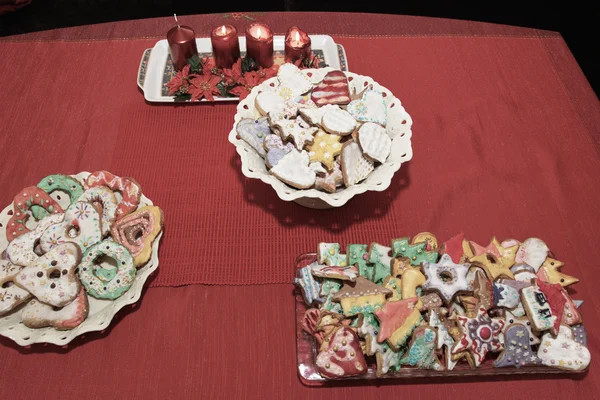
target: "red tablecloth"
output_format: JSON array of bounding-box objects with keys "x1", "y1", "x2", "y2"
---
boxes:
[{"x1": 0, "y1": 12, "x2": 599, "y2": 399}]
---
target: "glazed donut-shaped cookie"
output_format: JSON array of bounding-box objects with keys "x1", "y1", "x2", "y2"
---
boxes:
[
  {"x1": 77, "y1": 187, "x2": 118, "y2": 236},
  {"x1": 6, "y1": 186, "x2": 64, "y2": 242},
  {"x1": 78, "y1": 240, "x2": 136, "y2": 300},
  {"x1": 85, "y1": 171, "x2": 142, "y2": 218},
  {"x1": 31, "y1": 174, "x2": 84, "y2": 219},
  {"x1": 111, "y1": 206, "x2": 163, "y2": 267}
]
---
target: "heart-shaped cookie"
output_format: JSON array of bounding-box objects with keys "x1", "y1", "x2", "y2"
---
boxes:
[
  {"x1": 340, "y1": 140, "x2": 374, "y2": 186},
  {"x1": 357, "y1": 122, "x2": 391, "y2": 163},
  {"x1": 85, "y1": 171, "x2": 142, "y2": 218},
  {"x1": 0, "y1": 260, "x2": 31, "y2": 315},
  {"x1": 255, "y1": 91, "x2": 286, "y2": 117},
  {"x1": 269, "y1": 150, "x2": 316, "y2": 189},
  {"x1": 111, "y1": 205, "x2": 164, "y2": 267},
  {"x1": 39, "y1": 201, "x2": 103, "y2": 253},
  {"x1": 311, "y1": 70, "x2": 351, "y2": 106},
  {"x1": 32, "y1": 174, "x2": 84, "y2": 220},
  {"x1": 315, "y1": 327, "x2": 367, "y2": 378},
  {"x1": 321, "y1": 108, "x2": 356, "y2": 136},
  {"x1": 6, "y1": 186, "x2": 64, "y2": 242},
  {"x1": 237, "y1": 117, "x2": 272, "y2": 157},
  {"x1": 15, "y1": 242, "x2": 81, "y2": 307},
  {"x1": 21, "y1": 286, "x2": 88, "y2": 330},
  {"x1": 276, "y1": 63, "x2": 313, "y2": 99},
  {"x1": 7, "y1": 213, "x2": 65, "y2": 267},
  {"x1": 347, "y1": 89, "x2": 387, "y2": 126},
  {"x1": 515, "y1": 238, "x2": 549, "y2": 271},
  {"x1": 537, "y1": 325, "x2": 590, "y2": 371}
]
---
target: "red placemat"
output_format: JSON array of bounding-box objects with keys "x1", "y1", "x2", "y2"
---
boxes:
[{"x1": 1, "y1": 34, "x2": 599, "y2": 288}]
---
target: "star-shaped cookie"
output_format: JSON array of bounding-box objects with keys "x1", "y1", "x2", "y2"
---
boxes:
[
  {"x1": 422, "y1": 254, "x2": 471, "y2": 305},
  {"x1": 307, "y1": 130, "x2": 342, "y2": 170},
  {"x1": 451, "y1": 306, "x2": 505, "y2": 367},
  {"x1": 470, "y1": 253, "x2": 515, "y2": 280},
  {"x1": 270, "y1": 115, "x2": 318, "y2": 150},
  {"x1": 391, "y1": 237, "x2": 439, "y2": 266}
]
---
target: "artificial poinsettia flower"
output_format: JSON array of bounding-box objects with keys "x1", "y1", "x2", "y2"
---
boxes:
[
  {"x1": 189, "y1": 74, "x2": 222, "y2": 102},
  {"x1": 202, "y1": 57, "x2": 218, "y2": 75},
  {"x1": 167, "y1": 64, "x2": 194, "y2": 95},
  {"x1": 257, "y1": 64, "x2": 279, "y2": 80},
  {"x1": 222, "y1": 59, "x2": 243, "y2": 85},
  {"x1": 229, "y1": 71, "x2": 263, "y2": 101}
]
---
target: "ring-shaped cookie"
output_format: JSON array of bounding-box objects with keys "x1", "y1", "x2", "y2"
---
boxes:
[
  {"x1": 31, "y1": 174, "x2": 84, "y2": 219},
  {"x1": 78, "y1": 240, "x2": 136, "y2": 300},
  {"x1": 77, "y1": 187, "x2": 118, "y2": 236},
  {"x1": 6, "y1": 186, "x2": 64, "y2": 242},
  {"x1": 85, "y1": 171, "x2": 141, "y2": 218}
]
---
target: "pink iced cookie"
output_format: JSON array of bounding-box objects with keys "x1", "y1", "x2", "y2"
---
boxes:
[
  {"x1": 21, "y1": 287, "x2": 89, "y2": 330},
  {"x1": 86, "y1": 171, "x2": 142, "y2": 218},
  {"x1": 5, "y1": 186, "x2": 63, "y2": 242},
  {"x1": 315, "y1": 327, "x2": 367, "y2": 378}
]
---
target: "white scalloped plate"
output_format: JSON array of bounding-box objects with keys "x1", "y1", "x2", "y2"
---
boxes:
[
  {"x1": 0, "y1": 171, "x2": 162, "y2": 346},
  {"x1": 228, "y1": 67, "x2": 413, "y2": 209}
]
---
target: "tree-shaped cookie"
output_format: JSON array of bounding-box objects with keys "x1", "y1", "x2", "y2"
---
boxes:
[
  {"x1": 399, "y1": 326, "x2": 443, "y2": 370},
  {"x1": 392, "y1": 237, "x2": 438, "y2": 266},
  {"x1": 368, "y1": 242, "x2": 392, "y2": 284},
  {"x1": 347, "y1": 244, "x2": 373, "y2": 280}
]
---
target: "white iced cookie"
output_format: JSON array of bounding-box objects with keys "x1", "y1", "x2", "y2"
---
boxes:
[
  {"x1": 515, "y1": 238, "x2": 549, "y2": 272},
  {"x1": 21, "y1": 286, "x2": 88, "y2": 330},
  {"x1": 270, "y1": 150, "x2": 316, "y2": 189},
  {"x1": 0, "y1": 260, "x2": 31, "y2": 316},
  {"x1": 7, "y1": 213, "x2": 65, "y2": 267},
  {"x1": 537, "y1": 325, "x2": 590, "y2": 371},
  {"x1": 321, "y1": 108, "x2": 356, "y2": 136},
  {"x1": 340, "y1": 140, "x2": 374, "y2": 186},
  {"x1": 521, "y1": 285, "x2": 556, "y2": 332},
  {"x1": 255, "y1": 91, "x2": 286, "y2": 116},
  {"x1": 15, "y1": 243, "x2": 81, "y2": 307},
  {"x1": 276, "y1": 63, "x2": 313, "y2": 99},
  {"x1": 77, "y1": 186, "x2": 118, "y2": 237},
  {"x1": 270, "y1": 116, "x2": 318, "y2": 151},
  {"x1": 299, "y1": 104, "x2": 339, "y2": 126},
  {"x1": 357, "y1": 122, "x2": 391, "y2": 163},
  {"x1": 347, "y1": 89, "x2": 387, "y2": 126},
  {"x1": 39, "y1": 201, "x2": 103, "y2": 253}
]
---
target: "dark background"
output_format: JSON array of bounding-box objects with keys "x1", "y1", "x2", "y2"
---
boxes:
[{"x1": 0, "y1": 1, "x2": 598, "y2": 96}]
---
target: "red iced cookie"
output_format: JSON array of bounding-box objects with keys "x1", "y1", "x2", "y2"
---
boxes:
[
  {"x1": 86, "y1": 171, "x2": 142, "y2": 218},
  {"x1": 311, "y1": 71, "x2": 351, "y2": 106},
  {"x1": 315, "y1": 327, "x2": 367, "y2": 379},
  {"x1": 5, "y1": 186, "x2": 63, "y2": 241}
]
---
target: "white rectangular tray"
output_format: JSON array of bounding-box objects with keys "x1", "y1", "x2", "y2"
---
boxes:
[{"x1": 137, "y1": 35, "x2": 348, "y2": 103}]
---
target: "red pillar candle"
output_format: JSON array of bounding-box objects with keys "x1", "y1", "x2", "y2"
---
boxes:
[
  {"x1": 211, "y1": 25, "x2": 241, "y2": 69},
  {"x1": 245, "y1": 23, "x2": 273, "y2": 68},
  {"x1": 167, "y1": 21, "x2": 198, "y2": 71},
  {"x1": 284, "y1": 26, "x2": 311, "y2": 63}
]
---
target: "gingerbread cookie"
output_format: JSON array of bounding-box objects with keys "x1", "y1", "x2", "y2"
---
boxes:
[
  {"x1": 347, "y1": 244, "x2": 372, "y2": 280},
  {"x1": 6, "y1": 186, "x2": 63, "y2": 241},
  {"x1": 86, "y1": 171, "x2": 142, "y2": 218},
  {"x1": 537, "y1": 325, "x2": 590, "y2": 371},
  {"x1": 494, "y1": 324, "x2": 542, "y2": 368},
  {"x1": 470, "y1": 253, "x2": 515, "y2": 280},
  {"x1": 391, "y1": 237, "x2": 439, "y2": 266},
  {"x1": 275, "y1": 63, "x2": 313, "y2": 99},
  {"x1": 294, "y1": 263, "x2": 322, "y2": 305},
  {"x1": 321, "y1": 107, "x2": 356, "y2": 136},
  {"x1": 78, "y1": 240, "x2": 136, "y2": 300},
  {"x1": 32, "y1": 174, "x2": 84, "y2": 219},
  {"x1": 21, "y1": 287, "x2": 88, "y2": 330},
  {"x1": 346, "y1": 89, "x2": 387, "y2": 126},
  {"x1": 317, "y1": 243, "x2": 347, "y2": 266},
  {"x1": 311, "y1": 70, "x2": 351, "y2": 106},
  {"x1": 307, "y1": 130, "x2": 343, "y2": 171},
  {"x1": 537, "y1": 257, "x2": 578, "y2": 287},
  {"x1": 451, "y1": 306, "x2": 505, "y2": 367},
  {"x1": 314, "y1": 160, "x2": 344, "y2": 193},
  {"x1": 269, "y1": 150, "x2": 316, "y2": 189},
  {"x1": 315, "y1": 327, "x2": 367, "y2": 378},
  {"x1": 270, "y1": 116, "x2": 318, "y2": 150},
  {"x1": 298, "y1": 104, "x2": 338, "y2": 126},
  {"x1": 399, "y1": 327, "x2": 443, "y2": 370},
  {"x1": 412, "y1": 232, "x2": 439, "y2": 251},
  {"x1": 333, "y1": 277, "x2": 391, "y2": 316},
  {"x1": 382, "y1": 276, "x2": 402, "y2": 301},
  {"x1": 515, "y1": 238, "x2": 549, "y2": 271},
  {"x1": 357, "y1": 122, "x2": 391, "y2": 163},
  {"x1": 422, "y1": 254, "x2": 471, "y2": 305},
  {"x1": 7, "y1": 213, "x2": 64, "y2": 267},
  {"x1": 111, "y1": 205, "x2": 163, "y2": 267},
  {"x1": 504, "y1": 310, "x2": 540, "y2": 345},
  {"x1": 263, "y1": 134, "x2": 294, "y2": 168},
  {"x1": 0, "y1": 260, "x2": 31, "y2": 316},
  {"x1": 429, "y1": 309, "x2": 457, "y2": 370},
  {"x1": 236, "y1": 117, "x2": 271, "y2": 157},
  {"x1": 440, "y1": 233, "x2": 467, "y2": 263},
  {"x1": 521, "y1": 285, "x2": 556, "y2": 333},
  {"x1": 78, "y1": 186, "x2": 118, "y2": 236},
  {"x1": 340, "y1": 140, "x2": 374, "y2": 186},
  {"x1": 368, "y1": 243, "x2": 393, "y2": 284},
  {"x1": 311, "y1": 264, "x2": 357, "y2": 282},
  {"x1": 255, "y1": 91, "x2": 286, "y2": 116},
  {"x1": 40, "y1": 201, "x2": 102, "y2": 253},
  {"x1": 15, "y1": 243, "x2": 81, "y2": 307},
  {"x1": 375, "y1": 297, "x2": 422, "y2": 350},
  {"x1": 492, "y1": 281, "x2": 520, "y2": 309}
]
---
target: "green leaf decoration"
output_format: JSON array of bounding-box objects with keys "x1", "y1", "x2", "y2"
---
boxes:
[
  {"x1": 15, "y1": 219, "x2": 22, "y2": 224},
  {"x1": 216, "y1": 81, "x2": 234, "y2": 98},
  {"x1": 187, "y1": 54, "x2": 203, "y2": 74},
  {"x1": 174, "y1": 93, "x2": 192, "y2": 102},
  {"x1": 241, "y1": 56, "x2": 258, "y2": 74}
]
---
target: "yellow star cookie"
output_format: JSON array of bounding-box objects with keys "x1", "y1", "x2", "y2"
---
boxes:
[
  {"x1": 470, "y1": 253, "x2": 515, "y2": 280},
  {"x1": 491, "y1": 237, "x2": 518, "y2": 270},
  {"x1": 308, "y1": 130, "x2": 343, "y2": 171}
]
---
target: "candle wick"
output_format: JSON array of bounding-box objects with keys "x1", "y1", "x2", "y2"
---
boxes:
[{"x1": 174, "y1": 13, "x2": 180, "y2": 29}]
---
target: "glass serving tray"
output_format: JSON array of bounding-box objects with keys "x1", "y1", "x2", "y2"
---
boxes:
[{"x1": 294, "y1": 253, "x2": 587, "y2": 386}]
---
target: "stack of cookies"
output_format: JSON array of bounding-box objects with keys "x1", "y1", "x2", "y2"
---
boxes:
[
  {"x1": 0, "y1": 171, "x2": 163, "y2": 331},
  {"x1": 236, "y1": 63, "x2": 401, "y2": 193},
  {"x1": 295, "y1": 234, "x2": 589, "y2": 378}
]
